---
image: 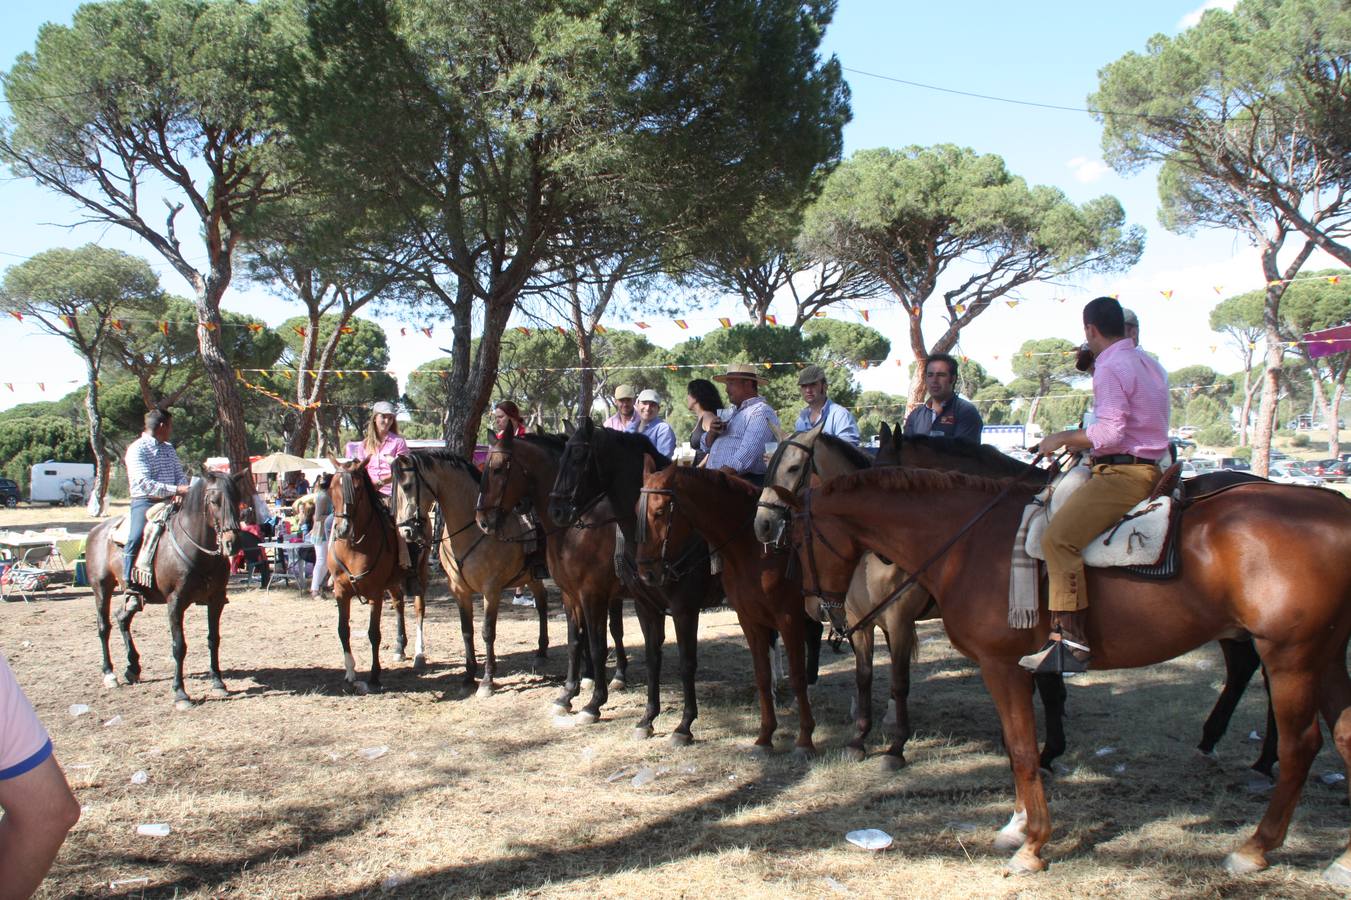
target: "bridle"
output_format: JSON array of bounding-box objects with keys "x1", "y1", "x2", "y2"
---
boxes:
[
  {"x1": 165, "y1": 477, "x2": 238, "y2": 563},
  {"x1": 395, "y1": 454, "x2": 488, "y2": 568},
  {"x1": 476, "y1": 447, "x2": 527, "y2": 534},
  {"x1": 548, "y1": 437, "x2": 613, "y2": 527},
  {"x1": 635, "y1": 481, "x2": 749, "y2": 586},
  {"x1": 331, "y1": 468, "x2": 390, "y2": 584},
  {"x1": 757, "y1": 436, "x2": 821, "y2": 550}
]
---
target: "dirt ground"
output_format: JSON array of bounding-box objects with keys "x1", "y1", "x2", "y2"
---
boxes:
[{"x1": 3, "y1": 501, "x2": 1350, "y2": 899}]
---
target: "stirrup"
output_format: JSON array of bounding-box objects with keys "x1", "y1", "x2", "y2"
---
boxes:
[{"x1": 1018, "y1": 629, "x2": 1090, "y2": 675}]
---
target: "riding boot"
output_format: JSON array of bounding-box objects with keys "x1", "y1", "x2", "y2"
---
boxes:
[
  {"x1": 121, "y1": 588, "x2": 143, "y2": 618},
  {"x1": 1018, "y1": 610, "x2": 1091, "y2": 675}
]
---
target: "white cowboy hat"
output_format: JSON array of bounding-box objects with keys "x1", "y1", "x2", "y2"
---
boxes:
[{"x1": 711, "y1": 363, "x2": 768, "y2": 385}]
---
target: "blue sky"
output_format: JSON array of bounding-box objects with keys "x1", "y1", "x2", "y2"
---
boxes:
[{"x1": 0, "y1": 0, "x2": 1335, "y2": 412}]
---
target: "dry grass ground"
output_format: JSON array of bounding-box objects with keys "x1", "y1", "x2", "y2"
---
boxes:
[{"x1": 2, "y1": 502, "x2": 1349, "y2": 898}]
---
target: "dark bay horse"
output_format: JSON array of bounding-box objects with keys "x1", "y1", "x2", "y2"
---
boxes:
[
  {"x1": 548, "y1": 418, "x2": 723, "y2": 744},
  {"x1": 393, "y1": 449, "x2": 550, "y2": 695},
  {"x1": 86, "y1": 470, "x2": 244, "y2": 709},
  {"x1": 327, "y1": 458, "x2": 406, "y2": 694},
  {"x1": 877, "y1": 428, "x2": 1278, "y2": 776},
  {"x1": 789, "y1": 467, "x2": 1351, "y2": 879},
  {"x1": 754, "y1": 422, "x2": 1064, "y2": 772},
  {"x1": 475, "y1": 429, "x2": 628, "y2": 723},
  {"x1": 637, "y1": 464, "x2": 817, "y2": 757}
]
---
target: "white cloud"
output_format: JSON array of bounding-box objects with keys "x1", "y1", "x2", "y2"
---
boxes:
[
  {"x1": 1178, "y1": 0, "x2": 1237, "y2": 30},
  {"x1": 1066, "y1": 156, "x2": 1112, "y2": 184}
]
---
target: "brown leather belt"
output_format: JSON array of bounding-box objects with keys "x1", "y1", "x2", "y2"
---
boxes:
[{"x1": 1091, "y1": 454, "x2": 1159, "y2": 466}]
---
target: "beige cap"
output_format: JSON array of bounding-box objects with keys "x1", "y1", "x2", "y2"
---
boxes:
[{"x1": 613, "y1": 383, "x2": 636, "y2": 400}]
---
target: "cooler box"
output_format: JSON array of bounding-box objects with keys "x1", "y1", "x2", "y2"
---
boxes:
[{"x1": 73, "y1": 558, "x2": 88, "y2": 587}]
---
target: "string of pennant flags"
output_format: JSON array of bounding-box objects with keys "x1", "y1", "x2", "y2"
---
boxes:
[{"x1": 4, "y1": 271, "x2": 1341, "y2": 340}]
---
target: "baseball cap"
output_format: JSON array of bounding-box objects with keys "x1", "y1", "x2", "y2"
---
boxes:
[
  {"x1": 636, "y1": 389, "x2": 661, "y2": 404},
  {"x1": 372, "y1": 401, "x2": 397, "y2": 416},
  {"x1": 613, "y1": 383, "x2": 636, "y2": 400},
  {"x1": 798, "y1": 364, "x2": 826, "y2": 386}
]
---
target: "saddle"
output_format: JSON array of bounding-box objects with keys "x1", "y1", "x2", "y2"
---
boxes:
[
  {"x1": 110, "y1": 502, "x2": 175, "y2": 589},
  {"x1": 1024, "y1": 462, "x2": 1182, "y2": 576}
]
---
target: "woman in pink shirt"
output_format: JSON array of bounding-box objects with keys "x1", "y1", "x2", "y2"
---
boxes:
[{"x1": 354, "y1": 401, "x2": 410, "y2": 503}]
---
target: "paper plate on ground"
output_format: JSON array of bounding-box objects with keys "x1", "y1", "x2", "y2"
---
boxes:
[{"x1": 845, "y1": 828, "x2": 893, "y2": 851}]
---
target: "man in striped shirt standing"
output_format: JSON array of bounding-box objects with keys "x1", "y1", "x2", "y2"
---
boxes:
[
  {"x1": 122, "y1": 408, "x2": 190, "y2": 615},
  {"x1": 1020, "y1": 297, "x2": 1169, "y2": 674}
]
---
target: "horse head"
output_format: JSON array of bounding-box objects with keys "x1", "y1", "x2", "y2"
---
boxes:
[
  {"x1": 476, "y1": 430, "x2": 524, "y2": 535},
  {"x1": 201, "y1": 468, "x2": 245, "y2": 557},
  {"x1": 754, "y1": 420, "x2": 825, "y2": 549},
  {"x1": 549, "y1": 416, "x2": 602, "y2": 525},
  {"x1": 329, "y1": 457, "x2": 373, "y2": 542},
  {"x1": 634, "y1": 459, "x2": 687, "y2": 587},
  {"x1": 391, "y1": 453, "x2": 428, "y2": 548}
]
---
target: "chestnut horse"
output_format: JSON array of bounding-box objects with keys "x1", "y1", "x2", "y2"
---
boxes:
[
  {"x1": 327, "y1": 458, "x2": 405, "y2": 694},
  {"x1": 86, "y1": 470, "x2": 244, "y2": 709},
  {"x1": 637, "y1": 464, "x2": 817, "y2": 756},
  {"x1": 789, "y1": 466, "x2": 1351, "y2": 879},
  {"x1": 392, "y1": 449, "x2": 550, "y2": 694},
  {"x1": 548, "y1": 418, "x2": 723, "y2": 744},
  {"x1": 475, "y1": 430, "x2": 628, "y2": 722},
  {"x1": 754, "y1": 422, "x2": 1065, "y2": 770}
]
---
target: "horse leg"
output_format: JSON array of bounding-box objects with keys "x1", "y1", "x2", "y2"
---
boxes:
[
  {"x1": 1253, "y1": 664, "x2": 1279, "y2": 778},
  {"x1": 116, "y1": 595, "x2": 142, "y2": 686},
  {"x1": 780, "y1": 608, "x2": 816, "y2": 758},
  {"x1": 390, "y1": 590, "x2": 408, "y2": 663},
  {"x1": 205, "y1": 599, "x2": 227, "y2": 697},
  {"x1": 411, "y1": 590, "x2": 428, "y2": 673},
  {"x1": 478, "y1": 587, "x2": 502, "y2": 698},
  {"x1": 743, "y1": 622, "x2": 777, "y2": 754},
  {"x1": 1225, "y1": 659, "x2": 1323, "y2": 874},
  {"x1": 577, "y1": 599, "x2": 610, "y2": 723},
  {"x1": 1198, "y1": 637, "x2": 1261, "y2": 757},
  {"x1": 456, "y1": 590, "x2": 477, "y2": 687},
  {"x1": 336, "y1": 592, "x2": 359, "y2": 694},
  {"x1": 670, "y1": 607, "x2": 700, "y2": 747},
  {"x1": 632, "y1": 601, "x2": 664, "y2": 740},
  {"x1": 93, "y1": 577, "x2": 118, "y2": 688},
  {"x1": 366, "y1": 591, "x2": 389, "y2": 693},
  {"x1": 804, "y1": 615, "x2": 823, "y2": 687},
  {"x1": 1314, "y1": 654, "x2": 1351, "y2": 885},
  {"x1": 607, "y1": 596, "x2": 627, "y2": 691},
  {"x1": 884, "y1": 619, "x2": 920, "y2": 770},
  {"x1": 845, "y1": 625, "x2": 875, "y2": 764},
  {"x1": 978, "y1": 660, "x2": 1049, "y2": 873},
  {"x1": 531, "y1": 578, "x2": 549, "y2": 659},
  {"x1": 168, "y1": 600, "x2": 192, "y2": 709},
  {"x1": 553, "y1": 606, "x2": 583, "y2": 713},
  {"x1": 1034, "y1": 673, "x2": 1068, "y2": 771}
]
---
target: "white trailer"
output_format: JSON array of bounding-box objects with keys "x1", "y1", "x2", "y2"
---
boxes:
[{"x1": 29, "y1": 461, "x2": 95, "y2": 506}]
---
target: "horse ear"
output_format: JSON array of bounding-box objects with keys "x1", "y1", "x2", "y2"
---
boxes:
[
  {"x1": 879, "y1": 421, "x2": 892, "y2": 444},
  {"x1": 807, "y1": 418, "x2": 826, "y2": 437},
  {"x1": 563, "y1": 420, "x2": 575, "y2": 438},
  {"x1": 642, "y1": 453, "x2": 657, "y2": 478}
]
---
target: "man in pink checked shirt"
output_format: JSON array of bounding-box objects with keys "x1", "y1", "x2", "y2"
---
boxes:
[{"x1": 1020, "y1": 297, "x2": 1169, "y2": 674}]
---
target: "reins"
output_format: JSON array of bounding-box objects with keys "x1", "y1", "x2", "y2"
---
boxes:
[
  {"x1": 332, "y1": 469, "x2": 392, "y2": 585},
  {"x1": 801, "y1": 453, "x2": 1054, "y2": 640}
]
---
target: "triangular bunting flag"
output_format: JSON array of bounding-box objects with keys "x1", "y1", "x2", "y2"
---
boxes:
[
  {"x1": 1006, "y1": 300, "x2": 1019, "y2": 309},
  {"x1": 766, "y1": 314, "x2": 778, "y2": 326},
  {"x1": 1213, "y1": 285, "x2": 1224, "y2": 294},
  {"x1": 1160, "y1": 290, "x2": 1173, "y2": 299},
  {"x1": 859, "y1": 310, "x2": 869, "y2": 322},
  {"x1": 675, "y1": 320, "x2": 688, "y2": 329},
  {"x1": 400, "y1": 327, "x2": 407, "y2": 337},
  {"x1": 718, "y1": 318, "x2": 731, "y2": 328},
  {"x1": 293, "y1": 326, "x2": 307, "y2": 337},
  {"x1": 62, "y1": 314, "x2": 76, "y2": 328},
  {"x1": 8, "y1": 312, "x2": 20, "y2": 322},
  {"x1": 111, "y1": 320, "x2": 125, "y2": 331},
  {"x1": 556, "y1": 325, "x2": 568, "y2": 336},
  {"x1": 635, "y1": 322, "x2": 650, "y2": 329},
  {"x1": 1330, "y1": 276, "x2": 1341, "y2": 285},
  {"x1": 595, "y1": 324, "x2": 607, "y2": 334},
  {"x1": 159, "y1": 321, "x2": 169, "y2": 335},
  {"x1": 516, "y1": 327, "x2": 530, "y2": 335},
  {"x1": 421, "y1": 327, "x2": 432, "y2": 338}
]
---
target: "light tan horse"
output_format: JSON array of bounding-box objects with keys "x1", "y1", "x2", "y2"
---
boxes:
[{"x1": 392, "y1": 449, "x2": 549, "y2": 696}]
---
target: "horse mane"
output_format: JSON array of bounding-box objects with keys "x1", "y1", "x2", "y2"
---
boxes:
[
  {"x1": 817, "y1": 432, "x2": 874, "y2": 470},
  {"x1": 518, "y1": 433, "x2": 568, "y2": 454},
  {"x1": 410, "y1": 448, "x2": 481, "y2": 484},
  {"x1": 820, "y1": 465, "x2": 1035, "y2": 498},
  {"x1": 595, "y1": 425, "x2": 672, "y2": 469},
  {"x1": 893, "y1": 433, "x2": 1038, "y2": 479},
  {"x1": 673, "y1": 465, "x2": 760, "y2": 499}
]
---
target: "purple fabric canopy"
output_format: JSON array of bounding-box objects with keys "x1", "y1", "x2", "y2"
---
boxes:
[{"x1": 1305, "y1": 324, "x2": 1351, "y2": 360}]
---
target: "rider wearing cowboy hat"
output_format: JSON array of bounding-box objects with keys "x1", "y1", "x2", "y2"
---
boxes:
[{"x1": 702, "y1": 364, "x2": 782, "y2": 487}]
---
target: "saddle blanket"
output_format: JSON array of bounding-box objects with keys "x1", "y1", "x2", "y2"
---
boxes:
[
  {"x1": 1024, "y1": 465, "x2": 1174, "y2": 568},
  {"x1": 110, "y1": 503, "x2": 173, "y2": 588}
]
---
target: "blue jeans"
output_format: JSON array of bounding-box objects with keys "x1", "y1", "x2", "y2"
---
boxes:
[{"x1": 123, "y1": 498, "x2": 153, "y2": 589}]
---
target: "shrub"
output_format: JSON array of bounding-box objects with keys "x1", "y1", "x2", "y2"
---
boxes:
[
  {"x1": 1196, "y1": 423, "x2": 1234, "y2": 447},
  {"x1": 1291, "y1": 432, "x2": 1311, "y2": 448},
  {"x1": 1230, "y1": 446, "x2": 1252, "y2": 461}
]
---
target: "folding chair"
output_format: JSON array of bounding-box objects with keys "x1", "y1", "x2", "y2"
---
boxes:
[{"x1": 2, "y1": 553, "x2": 51, "y2": 603}]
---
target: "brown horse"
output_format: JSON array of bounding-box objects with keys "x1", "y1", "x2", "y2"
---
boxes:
[
  {"x1": 86, "y1": 470, "x2": 244, "y2": 709},
  {"x1": 475, "y1": 429, "x2": 628, "y2": 723},
  {"x1": 327, "y1": 458, "x2": 406, "y2": 694},
  {"x1": 788, "y1": 466, "x2": 1351, "y2": 880},
  {"x1": 637, "y1": 463, "x2": 817, "y2": 757},
  {"x1": 392, "y1": 449, "x2": 550, "y2": 695}
]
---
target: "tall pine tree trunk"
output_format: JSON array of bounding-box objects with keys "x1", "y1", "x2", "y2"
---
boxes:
[{"x1": 82, "y1": 358, "x2": 110, "y2": 517}]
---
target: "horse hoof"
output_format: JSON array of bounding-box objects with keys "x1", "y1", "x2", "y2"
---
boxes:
[
  {"x1": 1323, "y1": 862, "x2": 1351, "y2": 886},
  {"x1": 550, "y1": 701, "x2": 572, "y2": 715},
  {"x1": 842, "y1": 745, "x2": 865, "y2": 763},
  {"x1": 365, "y1": 682, "x2": 383, "y2": 695},
  {"x1": 341, "y1": 680, "x2": 358, "y2": 696},
  {"x1": 791, "y1": 746, "x2": 815, "y2": 762},
  {"x1": 1195, "y1": 748, "x2": 1219, "y2": 764},
  {"x1": 574, "y1": 710, "x2": 599, "y2": 725},
  {"x1": 124, "y1": 671, "x2": 140, "y2": 686},
  {"x1": 210, "y1": 687, "x2": 229, "y2": 699},
  {"x1": 1006, "y1": 850, "x2": 1046, "y2": 875},
  {"x1": 669, "y1": 731, "x2": 693, "y2": 748},
  {"x1": 412, "y1": 655, "x2": 427, "y2": 673},
  {"x1": 476, "y1": 683, "x2": 494, "y2": 699},
  {"x1": 878, "y1": 753, "x2": 906, "y2": 772},
  {"x1": 174, "y1": 698, "x2": 194, "y2": 712},
  {"x1": 1224, "y1": 851, "x2": 1267, "y2": 875},
  {"x1": 608, "y1": 678, "x2": 626, "y2": 692},
  {"x1": 393, "y1": 651, "x2": 407, "y2": 663},
  {"x1": 580, "y1": 677, "x2": 595, "y2": 690},
  {"x1": 748, "y1": 744, "x2": 772, "y2": 759},
  {"x1": 632, "y1": 724, "x2": 654, "y2": 741},
  {"x1": 102, "y1": 673, "x2": 119, "y2": 689},
  {"x1": 534, "y1": 650, "x2": 548, "y2": 661}
]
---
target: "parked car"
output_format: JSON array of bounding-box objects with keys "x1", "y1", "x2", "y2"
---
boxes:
[
  {"x1": 1267, "y1": 464, "x2": 1324, "y2": 486},
  {"x1": 0, "y1": 478, "x2": 18, "y2": 508},
  {"x1": 1179, "y1": 460, "x2": 1199, "y2": 480},
  {"x1": 1176, "y1": 425, "x2": 1199, "y2": 439},
  {"x1": 1218, "y1": 457, "x2": 1251, "y2": 472},
  {"x1": 1319, "y1": 460, "x2": 1351, "y2": 483},
  {"x1": 1189, "y1": 457, "x2": 1220, "y2": 476},
  {"x1": 1304, "y1": 458, "x2": 1341, "y2": 477}
]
